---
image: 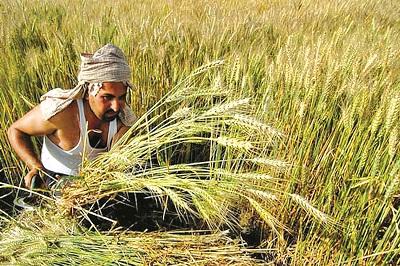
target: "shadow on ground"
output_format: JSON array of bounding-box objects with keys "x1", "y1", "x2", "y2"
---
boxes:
[{"x1": 80, "y1": 193, "x2": 202, "y2": 232}]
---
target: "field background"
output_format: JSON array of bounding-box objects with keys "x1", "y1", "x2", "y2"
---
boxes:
[{"x1": 1, "y1": 0, "x2": 399, "y2": 264}]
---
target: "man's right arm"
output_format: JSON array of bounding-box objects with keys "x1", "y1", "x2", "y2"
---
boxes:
[{"x1": 7, "y1": 105, "x2": 58, "y2": 188}]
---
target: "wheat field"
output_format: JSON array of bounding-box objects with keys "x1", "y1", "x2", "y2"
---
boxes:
[{"x1": 0, "y1": 0, "x2": 399, "y2": 264}]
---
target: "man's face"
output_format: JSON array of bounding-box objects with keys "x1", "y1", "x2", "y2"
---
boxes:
[{"x1": 88, "y1": 82, "x2": 128, "y2": 122}]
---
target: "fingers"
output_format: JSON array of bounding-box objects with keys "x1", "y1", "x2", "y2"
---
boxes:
[
  {"x1": 24, "y1": 175, "x2": 32, "y2": 188},
  {"x1": 24, "y1": 169, "x2": 63, "y2": 190},
  {"x1": 24, "y1": 169, "x2": 38, "y2": 188},
  {"x1": 23, "y1": 168, "x2": 46, "y2": 189}
]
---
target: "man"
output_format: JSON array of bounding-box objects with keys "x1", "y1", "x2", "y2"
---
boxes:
[{"x1": 7, "y1": 44, "x2": 136, "y2": 189}]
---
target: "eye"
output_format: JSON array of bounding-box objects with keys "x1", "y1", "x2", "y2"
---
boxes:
[{"x1": 102, "y1": 95, "x2": 112, "y2": 101}]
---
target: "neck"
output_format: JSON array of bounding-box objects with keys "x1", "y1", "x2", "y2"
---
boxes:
[{"x1": 83, "y1": 99, "x2": 103, "y2": 130}]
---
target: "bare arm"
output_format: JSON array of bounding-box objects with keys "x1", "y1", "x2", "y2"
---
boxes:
[{"x1": 7, "y1": 105, "x2": 58, "y2": 187}]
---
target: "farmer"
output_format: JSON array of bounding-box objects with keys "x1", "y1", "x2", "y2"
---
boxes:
[{"x1": 7, "y1": 44, "x2": 136, "y2": 189}]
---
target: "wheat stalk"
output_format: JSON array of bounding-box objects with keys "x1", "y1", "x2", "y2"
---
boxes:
[
  {"x1": 385, "y1": 95, "x2": 400, "y2": 132},
  {"x1": 231, "y1": 114, "x2": 284, "y2": 137},
  {"x1": 388, "y1": 126, "x2": 399, "y2": 158},
  {"x1": 246, "y1": 197, "x2": 286, "y2": 239},
  {"x1": 170, "y1": 107, "x2": 192, "y2": 119},
  {"x1": 289, "y1": 194, "x2": 336, "y2": 226},
  {"x1": 251, "y1": 157, "x2": 291, "y2": 169},
  {"x1": 246, "y1": 189, "x2": 278, "y2": 201},
  {"x1": 215, "y1": 136, "x2": 254, "y2": 150},
  {"x1": 202, "y1": 98, "x2": 251, "y2": 116},
  {"x1": 370, "y1": 106, "x2": 383, "y2": 135}
]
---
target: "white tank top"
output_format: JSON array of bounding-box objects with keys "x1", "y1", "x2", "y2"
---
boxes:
[{"x1": 41, "y1": 99, "x2": 118, "y2": 175}]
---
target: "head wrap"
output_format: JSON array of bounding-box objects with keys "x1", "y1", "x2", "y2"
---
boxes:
[{"x1": 39, "y1": 43, "x2": 136, "y2": 126}]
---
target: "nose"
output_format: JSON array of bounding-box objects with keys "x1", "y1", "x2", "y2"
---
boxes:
[{"x1": 110, "y1": 99, "x2": 121, "y2": 112}]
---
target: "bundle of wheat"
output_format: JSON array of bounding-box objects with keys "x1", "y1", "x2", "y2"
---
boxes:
[
  {"x1": 0, "y1": 208, "x2": 264, "y2": 265},
  {"x1": 59, "y1": 62, "x2": 333, "y2": 236}
]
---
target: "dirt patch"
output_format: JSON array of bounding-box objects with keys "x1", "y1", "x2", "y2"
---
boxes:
[{"x1": 79, "y1": 193, "x2": 202, "y2": 232}]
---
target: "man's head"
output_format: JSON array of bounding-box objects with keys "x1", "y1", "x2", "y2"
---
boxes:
[
  {"x1": 86, "y1": 82, "x2": 128, "y2": 122},
  {"x1": 78, "y1": 44, "x2": 132, "y2": 122}
]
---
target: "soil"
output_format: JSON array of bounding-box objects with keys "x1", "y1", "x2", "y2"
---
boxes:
[{"x1": 80, "y1": 192, "x2": 202, "y2": 232}]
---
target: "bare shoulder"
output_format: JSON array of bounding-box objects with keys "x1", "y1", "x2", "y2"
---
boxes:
[
  {"x1": 9, "y1": 101, "x2": 79, "y2": 137},
  {"x1": 47, "y1": 101, "x2": 78, "y2": 127},
  {"x1": 10, "y1": 104, "x2": 57, "y2": 137}
]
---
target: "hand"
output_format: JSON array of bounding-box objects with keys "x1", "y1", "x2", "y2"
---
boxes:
[{"x1": 24, "y1": 168, "x2": 45, "y2": 189}]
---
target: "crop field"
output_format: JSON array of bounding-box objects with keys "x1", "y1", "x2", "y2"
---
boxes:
[{"x1": 0, "y1": 0, "x2": 399, "y2": 264}]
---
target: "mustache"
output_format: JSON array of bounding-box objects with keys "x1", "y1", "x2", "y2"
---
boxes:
[{"x1": 105, "y1": 110, "x2": 119, "y2": 115}]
